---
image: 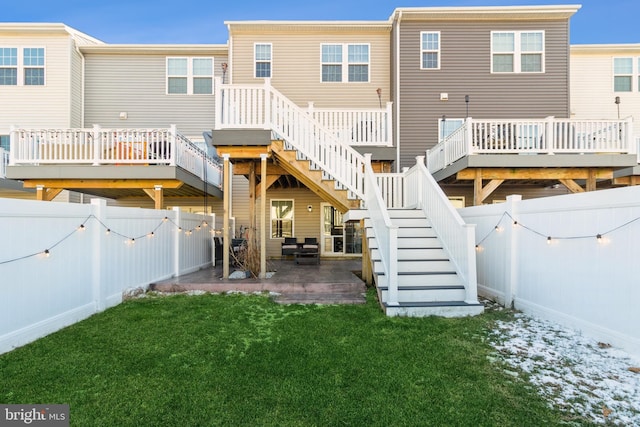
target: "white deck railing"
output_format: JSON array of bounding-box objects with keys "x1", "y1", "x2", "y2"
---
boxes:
[
  {"x1": 0, "y1": 148, "x2": 8, "y2": 179},
  {"x1": 372, "y1": 156, "x2": 478, "y2": 304},
  {"x1": 9, "y1": 125, "x2": 222, "y2": 188},
  {"x1": 427, "y1": 117, "x2": 636, "y2": 173},
  {"x1": 364, "y1": 154, "x2": 398, "y2": 305},
  {"x1": 215, "y1": 78, "x2": 366, "y2": 198},
  {"x1": 307, "y1": 102, "x2": 393, "y2": 147}
]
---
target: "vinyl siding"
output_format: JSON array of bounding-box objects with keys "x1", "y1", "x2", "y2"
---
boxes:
[
  {"x1": 570, "y1": 47, "x2": 640, "y2": 139},
  {"x1": 0, "y1": 33, "x2": 73, "y2": 133},
  {"x1": 230, "y1": 29, "x2": 391, "y2": 109},
  {"x1": 84, "y1": 53, "x2": 228, "y2": 141},
  {"x1": 396, "y1": 19, "x2": 571, "y2": 168}
]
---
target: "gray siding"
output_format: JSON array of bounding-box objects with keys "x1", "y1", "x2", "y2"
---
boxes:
[
  {"x1": 397, "y1": 19, "x2": 571, "y2": 168},
  {"x1": 84, "y1": 53, "x2": 228, "y2": 141}
]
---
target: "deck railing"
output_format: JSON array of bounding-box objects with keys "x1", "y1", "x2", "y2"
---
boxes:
[
  {"x1": 0, "y1": 148, "x2": 8, "y2": 179},
  {"x1": 364, "y1": 154, "x2": 398, "y2": 305},
  {"x1": 9, "y1": 125, "x2": 222, "y2": 188},
  {"x1": 372, "y1": 156, "x2": 478, "y2": 304},
  {"x1": 215, "y1": 78, "x2": 366, "y2": 198},
  {"x1": 427, "y1": 117, "x2": 636, "y2": 173}
]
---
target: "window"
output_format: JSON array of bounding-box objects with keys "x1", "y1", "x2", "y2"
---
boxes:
[
  {"x1": 438, "y1": 117, "x2": 464, "y2": 142},
  {"x1": 166, "y1": 57, "x2": 213, "y2": 94},
  {"x1": 420, "y1": 32, "x2": 440, "y2": 70},
  {"x1": 321, "y1": 44, "x2": 369, "y2": 83},
  {"x1": 254, "y1": 43, "x2": 272, "y2": 78},
  {"x1": 614, "y1": 58, "x2": 633, "y2": 92},
  {"x1": 23, "y1": 48, "x2": 45, "y2": 85},
  {"x1": 491, "y1": 31, "x2": 544, "y2": 73},
  {"x1": 271, "y1": 200, "x2": 294, "y2": 238},
  {"x1": 0, "y1": 47, "x2": 45, "y2": 86},
  {"x1": 0, "y1": 135, "x2": 9, "y2": 151}
]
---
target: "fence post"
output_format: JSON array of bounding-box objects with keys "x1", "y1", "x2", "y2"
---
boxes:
[
  {"x1": 504, "y1": 194, "x2": 522, "y2": 308},
  {"x1": 385, "y1": 102, "x2": 393, "y2": 145},
  {"x1": 173, "y1": 207, "x2": 182, "y2": 277},
  {"x1": 464, "y1": 224, "x2": 479, "y2": 304},
  {"x1": 466, "y1": 117, "x2": 474, "y2": 155},
  {"x1": 9, "y1": 125, "x2": 16, "y2": 166},
  {"x1": 91, "y1": 199, "x2": 107, "y2": 311},
  {"x1": 625, "y1": 117, "x2": 635, "y2": 155},
  {"x1": 263, "y1": 78, "x2": 272, "y2": 130},
  {"x1": 92, "y1": 124, "x2": 101, "y2": 165}
]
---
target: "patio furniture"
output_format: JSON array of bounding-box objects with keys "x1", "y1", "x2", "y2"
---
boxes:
[
  {"x1": 296, "y1": 237, "x2": 319, "y2": 264},
  {"x1": 281, "y1": 237, "x2": 299, "y2": 259}
]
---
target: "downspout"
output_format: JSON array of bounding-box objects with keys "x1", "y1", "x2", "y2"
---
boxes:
[
  {"x1": 226, "y1": 23, "x2": 233, "y2": 84},
  {"x1": 394, "y1": 11, "x2": 402, "y2": 172},
  {"x1": 74, "y1": 42, "x2": 86, "y2": 128}
]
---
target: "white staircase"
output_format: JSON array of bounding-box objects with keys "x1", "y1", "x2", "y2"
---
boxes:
[{"x1": 367, "y1": 208, "x2": 484, "y2": 317}]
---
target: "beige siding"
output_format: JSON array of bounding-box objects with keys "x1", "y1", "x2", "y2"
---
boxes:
[
  {"x1": 571, "y1": 47, "x2": 640, "y2": 139},
  {"x1": 0, "y1": 33, "x2": 73, "y2": 134},
  {"x1": 84, "y1": 53, "x2": 228, "y2": 141},
  {"x1": 230, "y1": 28, "x2": 391, "y2": 109},
  {"x1": 397, "y1": 19, "x2": 571, "y2": 167}
]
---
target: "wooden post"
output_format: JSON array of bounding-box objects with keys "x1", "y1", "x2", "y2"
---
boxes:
[
  {"x1": 249, "y1": 162, "x2": 256, "y2": 233},
  {"x1": 474, "y1": 169, "x2": 483, "y2": 206},
  {"x1": 586, "y1": 169, "x2": 596, "y2": 192},
  {"x1": 222, "y1": 154, "x2": 230, "y2": 279},
  {"x1": 260, "y1": 154, "x2": 267, "y2": 278},
  {"x1": 154, "y1": 185, "x2": 163, "y2": 210}
]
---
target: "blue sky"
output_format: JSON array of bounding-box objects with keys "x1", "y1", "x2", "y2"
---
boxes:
[{"x1": 3, "y1": 0, "x2": 639, "y2": 45}]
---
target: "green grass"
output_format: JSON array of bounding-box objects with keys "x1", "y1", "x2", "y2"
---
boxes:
[{"x1": 0, "y1": 290, "x2": 576, "y2": 426}]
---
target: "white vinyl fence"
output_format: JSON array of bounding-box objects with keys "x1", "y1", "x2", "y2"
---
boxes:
[
  {"x1": 0, "y1": 198, "x2": 214, "y2": 355},
  {"x1": 459, "y1": 187, "x2": 640, "y2": 357}
]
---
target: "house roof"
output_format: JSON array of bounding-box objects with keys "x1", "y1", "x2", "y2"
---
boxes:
[
  {"x1": 391, "y1": 5, "x2": 582, "y2": 21},
  {"x1": 225, "y1": 21, "x2": 392, "y2": 34},
  {"x1": 79, "y1": 44, "x2": 228, "y2": 55},
  {"x1": 0, "y1": 22, "x2": 104, "y2": 45},
  {"x1": 571, "y1": 44, "x2": 640, "y2": 55}
]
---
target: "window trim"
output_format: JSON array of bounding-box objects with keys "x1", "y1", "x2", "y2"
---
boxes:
[
  {"x1": 254, "y1": 43, "x2": 272, "y2": 79},
  {"x1": 320, "y1": 43, "x2": 370, "y2": 83},
  {"x1": 166, "y1": 56, "x2": 214, "y2": 95},
  {"x1": 490, "y1": 31, "x2": 545, "y2": 74},
  {"x1": 270, "y1": 199, "x2": 295, "y2": 239},
  {"x1": 613, "y1": 57, "x2": 635, "y2": 92},
  {"x1": 420, "y1": 31, "x2": 441, "y2": 70},
  {"x1": 0, "y1": 46, "x2": 45, "y2": 86}
]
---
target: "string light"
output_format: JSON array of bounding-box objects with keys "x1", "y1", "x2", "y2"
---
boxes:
[
  {"x1": 547, "y1": 236, "x2": 552, "y2": 245},
  {"x1": 0, "y1": 213, "x2": 214, "y2": 265}
]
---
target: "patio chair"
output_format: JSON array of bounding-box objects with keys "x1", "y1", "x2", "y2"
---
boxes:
[{"x1": 281, "y1": 237, "x2": 299, "y2": 259}]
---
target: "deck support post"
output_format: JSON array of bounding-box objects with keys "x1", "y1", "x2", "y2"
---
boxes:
[
  {"x1": 260, "y1": 154, "x2": 267, "y2": 279},
  {"x1": 222, "y1": 154, "x2": 230, "y2": 279}
]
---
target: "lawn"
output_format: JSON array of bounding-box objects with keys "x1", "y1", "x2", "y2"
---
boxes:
[{"x1": 0, "y1": 290, "x2": 582, "y2": 426}]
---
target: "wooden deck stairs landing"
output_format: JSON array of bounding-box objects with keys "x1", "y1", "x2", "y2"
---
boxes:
[
  {"x1": 367, "y1": 208, "x2": 484, "y2": 317},
  {"x1": 269, "y1": 139, "x2": 361, "y2": 212}
]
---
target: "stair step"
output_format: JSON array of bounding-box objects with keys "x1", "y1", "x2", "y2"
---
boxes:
[
  {"x1": 379, "y1": 286, "x2": 466, "y2": 303},
  {"x1": 382, "y1": 301, "x2": 485, "y2": 318},
  {"x1": 375, "y1": 272, "x2": 461, "y2": 287},
  {"x1": 370, "y1": 248, "x2": 446, "y2": 260},
  {"x1": 374, "y1": 259, "x2": 454, "y2": 273},
  {"x1": 387, "y1": 209, "x2": 428, "y2": 218}
]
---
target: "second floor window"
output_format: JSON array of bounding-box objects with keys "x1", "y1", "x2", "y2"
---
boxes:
[
  {"x1": 321, "y1": 44, "x2": 369, "y2": 83},
  {"x1": 421, "y1": 32, "x2": 440, "y2": 70},
  {"x1": 492, "y1": 31, "x2": 544, "y2": 74},
  {"x1": 0, "y1": 47, "x2": 45, "y2": 86},
  {"x1": 613, "y1": 57, "x2": 634, "y2": 92},
  {"x1": 254, "y1": 43, "x2": 272, "y2": 78},
  {"x1": 166, "y1": 57, "x2": 213, "y2": 95}
]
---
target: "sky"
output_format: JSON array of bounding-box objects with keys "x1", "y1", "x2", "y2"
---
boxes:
[{"x1": 3, "y1": 0, "x2": 639, "y2": 45}]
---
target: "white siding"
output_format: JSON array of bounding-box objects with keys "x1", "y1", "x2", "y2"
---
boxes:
[
  {"x1": 571, "y1": 46, "x2": 640, "y2": 139},
  {"x1": 0, "y1": 33, "x2": 73, "y2": 133}
]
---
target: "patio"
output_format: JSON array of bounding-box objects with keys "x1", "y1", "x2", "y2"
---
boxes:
[{"x1": 149, "y1": 258, "x2": 367, "y2": 305}]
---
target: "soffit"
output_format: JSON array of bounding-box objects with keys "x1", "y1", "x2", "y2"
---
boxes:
[
  {"x1": 226, "y1": 21, "x2": 391, "y2": 35},
  {"x1": 571, "y1": 44, "x2": 640, "y2": 55}
]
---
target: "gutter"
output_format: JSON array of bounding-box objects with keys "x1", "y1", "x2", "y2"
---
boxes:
[{"x1": 394, "y1": 10, "x2": 402, "y2": 172}]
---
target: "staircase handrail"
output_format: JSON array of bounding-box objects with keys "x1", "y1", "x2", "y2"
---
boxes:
[
  {"x1": 363, "y1": 154, "x2": 398, "y2": 305},
  {"x1": 405, "y1": 156, "x2": 478, "y2": 304},
  {"x1": 215, "y1": 78, "x2": 366, "y2": 199}
]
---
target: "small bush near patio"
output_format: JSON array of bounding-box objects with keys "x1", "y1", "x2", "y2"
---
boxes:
[{"x1": 0, "y1": 290, "x2": 580, "y2": 426}]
